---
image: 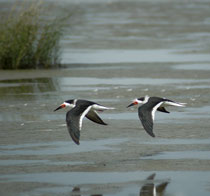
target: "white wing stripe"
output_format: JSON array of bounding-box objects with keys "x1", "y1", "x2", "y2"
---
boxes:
[
  {"x1": 151, "y1": 102, "x2": 163, "y2": 121},
  {"x1": 164, "y1": 101, "x2": 186, "y2": 107},
  {"x1": 79, "y1": 106, "x2": 92, "y2": 130},
  {"x1": 92, "y1": 104, "x2": 115, "y2": 110}
]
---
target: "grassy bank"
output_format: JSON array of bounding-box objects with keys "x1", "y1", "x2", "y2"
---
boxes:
[{"x1": 0, "y1": 2, "x2": 65, "y2": 69}]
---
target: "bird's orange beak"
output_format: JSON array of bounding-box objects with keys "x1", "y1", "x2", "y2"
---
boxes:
[
  {"x1": 127, "y1": 101, "x2": 138, "y2": 108},
  {"x1": 54, "y1": 104, "x2": 66, "y2": 111}
]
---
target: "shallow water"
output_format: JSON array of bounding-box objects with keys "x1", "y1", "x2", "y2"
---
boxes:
[
  {"x1": 1, "y1": 0, "x2": 210, "y2": 196},
  {"x1": 1, "y1": 171, "x2": 210, "y2": 196},
  {"x1": 61, "y1": 49, "x2": 210, "y2": 64}
]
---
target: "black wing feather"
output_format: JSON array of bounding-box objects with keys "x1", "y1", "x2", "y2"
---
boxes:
[
  {"x1": 157, "y1": 107, "x2": 170, "y2": 113},
  {"x1": 66, "y1": 104, "x2": 91, "y2": 145},
  {"x1": 86, "y1": 110, "x2": 107, "y2": 125},
  {"x1": 66, "y1": 110, "x2": 80, "y2": 145},
  {"x1": 137, "y1": 97, "x2": 164, "y2": 137},
  {"x1": 138, "y1": 105, "x2": 155, "y2": 137}
]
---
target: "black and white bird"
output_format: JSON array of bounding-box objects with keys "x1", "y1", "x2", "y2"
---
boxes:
[
  {"x1": 127, "y1": 95, "x2": 186, "y2": 137},
  {"x1": 54, "y1": 99, "x2": 114, "y2": 145}
]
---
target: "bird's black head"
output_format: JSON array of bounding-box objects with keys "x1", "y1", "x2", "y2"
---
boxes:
[
  {"x1": 54, "y1": 99, "x2": 75, "y2": 112},
  {"x1": 127, "y1": 96, "x2": 149, "y2": 108},
  {"x1": 137, "y1": 97, "x2": 144, "y2": 102},
  {"x1": 138, "y1": 95, "x2": 150, "y2": 104},
  {"x1": 65, "y1": 99, "x2": 74, "y2": 105}
]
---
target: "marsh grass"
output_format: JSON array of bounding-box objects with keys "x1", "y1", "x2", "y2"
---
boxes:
[{"x1": 0, "y1": 2, "x2": 65, "y2": 69}]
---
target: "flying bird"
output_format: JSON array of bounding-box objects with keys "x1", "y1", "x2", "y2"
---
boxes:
[
  {"x1": 127, "y1": 95, "x2": 186, "y2": 137},
  {"x1": 54, "y1": 99, "x2": 114, "y2": 145}
]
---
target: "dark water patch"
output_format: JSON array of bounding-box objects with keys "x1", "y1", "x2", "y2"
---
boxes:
[
  {"x1": 0, "y1": 138, "x2": 127, "y2": 156},
  {"x1": 141, "y1": 151, "x2": 210, "y2": 160},
  {"x1": 0, "y1": 78, "x2": 57, "y2": 95},
  {"x1": 0, "y1": 78, "x2": 54, "y2": 85},
  {"x1": 64, "y1": 64, "x2": 133, "y2": 70},
  {"x1": 0, "y1": 159, "x2": 93, "y2": 166},
  {"x1": 0, "y1": 160, "x2": 48, "y2": 166}
]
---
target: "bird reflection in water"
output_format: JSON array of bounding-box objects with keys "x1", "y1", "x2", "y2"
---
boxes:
[
  {"x1": 71, "y1": 186, "x2": 102, "y2": 196},
  {"x1": 140, "y1": 173, "x2": 169, "y2": 196},
  {"x1": 70, "y1": 173, "x2": 169, "y2": 196}
]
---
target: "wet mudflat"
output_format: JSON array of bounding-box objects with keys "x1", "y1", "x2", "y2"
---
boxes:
[{"x1": 1, "y1": 0, "x2": 210, "y2": 195}]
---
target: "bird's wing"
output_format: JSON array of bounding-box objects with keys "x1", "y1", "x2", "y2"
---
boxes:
[
  {"x1": 151, "y1": 102, "x2": 164, "y2": 121},
  {"x1": 138, "y1": 102, "x2": 163, "y2": 137},
  {"x1": 138, "y1": 105, "x2": 155, "y2": 137},
  {"x1": 66, "y1": 105, "x2": 92, "y2": 145},
  {"x1": 86, "y1": 110, "x2": 107, "y2": 125},
  {"x1": 157, "y1": 106, "x2": 170, "y2": 113},
  {"x1": 163, "y1": 99, "x2": 186, "y2": 107}
]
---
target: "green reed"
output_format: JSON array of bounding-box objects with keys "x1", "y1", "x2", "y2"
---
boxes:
[{"x1": 0, "y1": 2, "x2": 64, "y2": 69}]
